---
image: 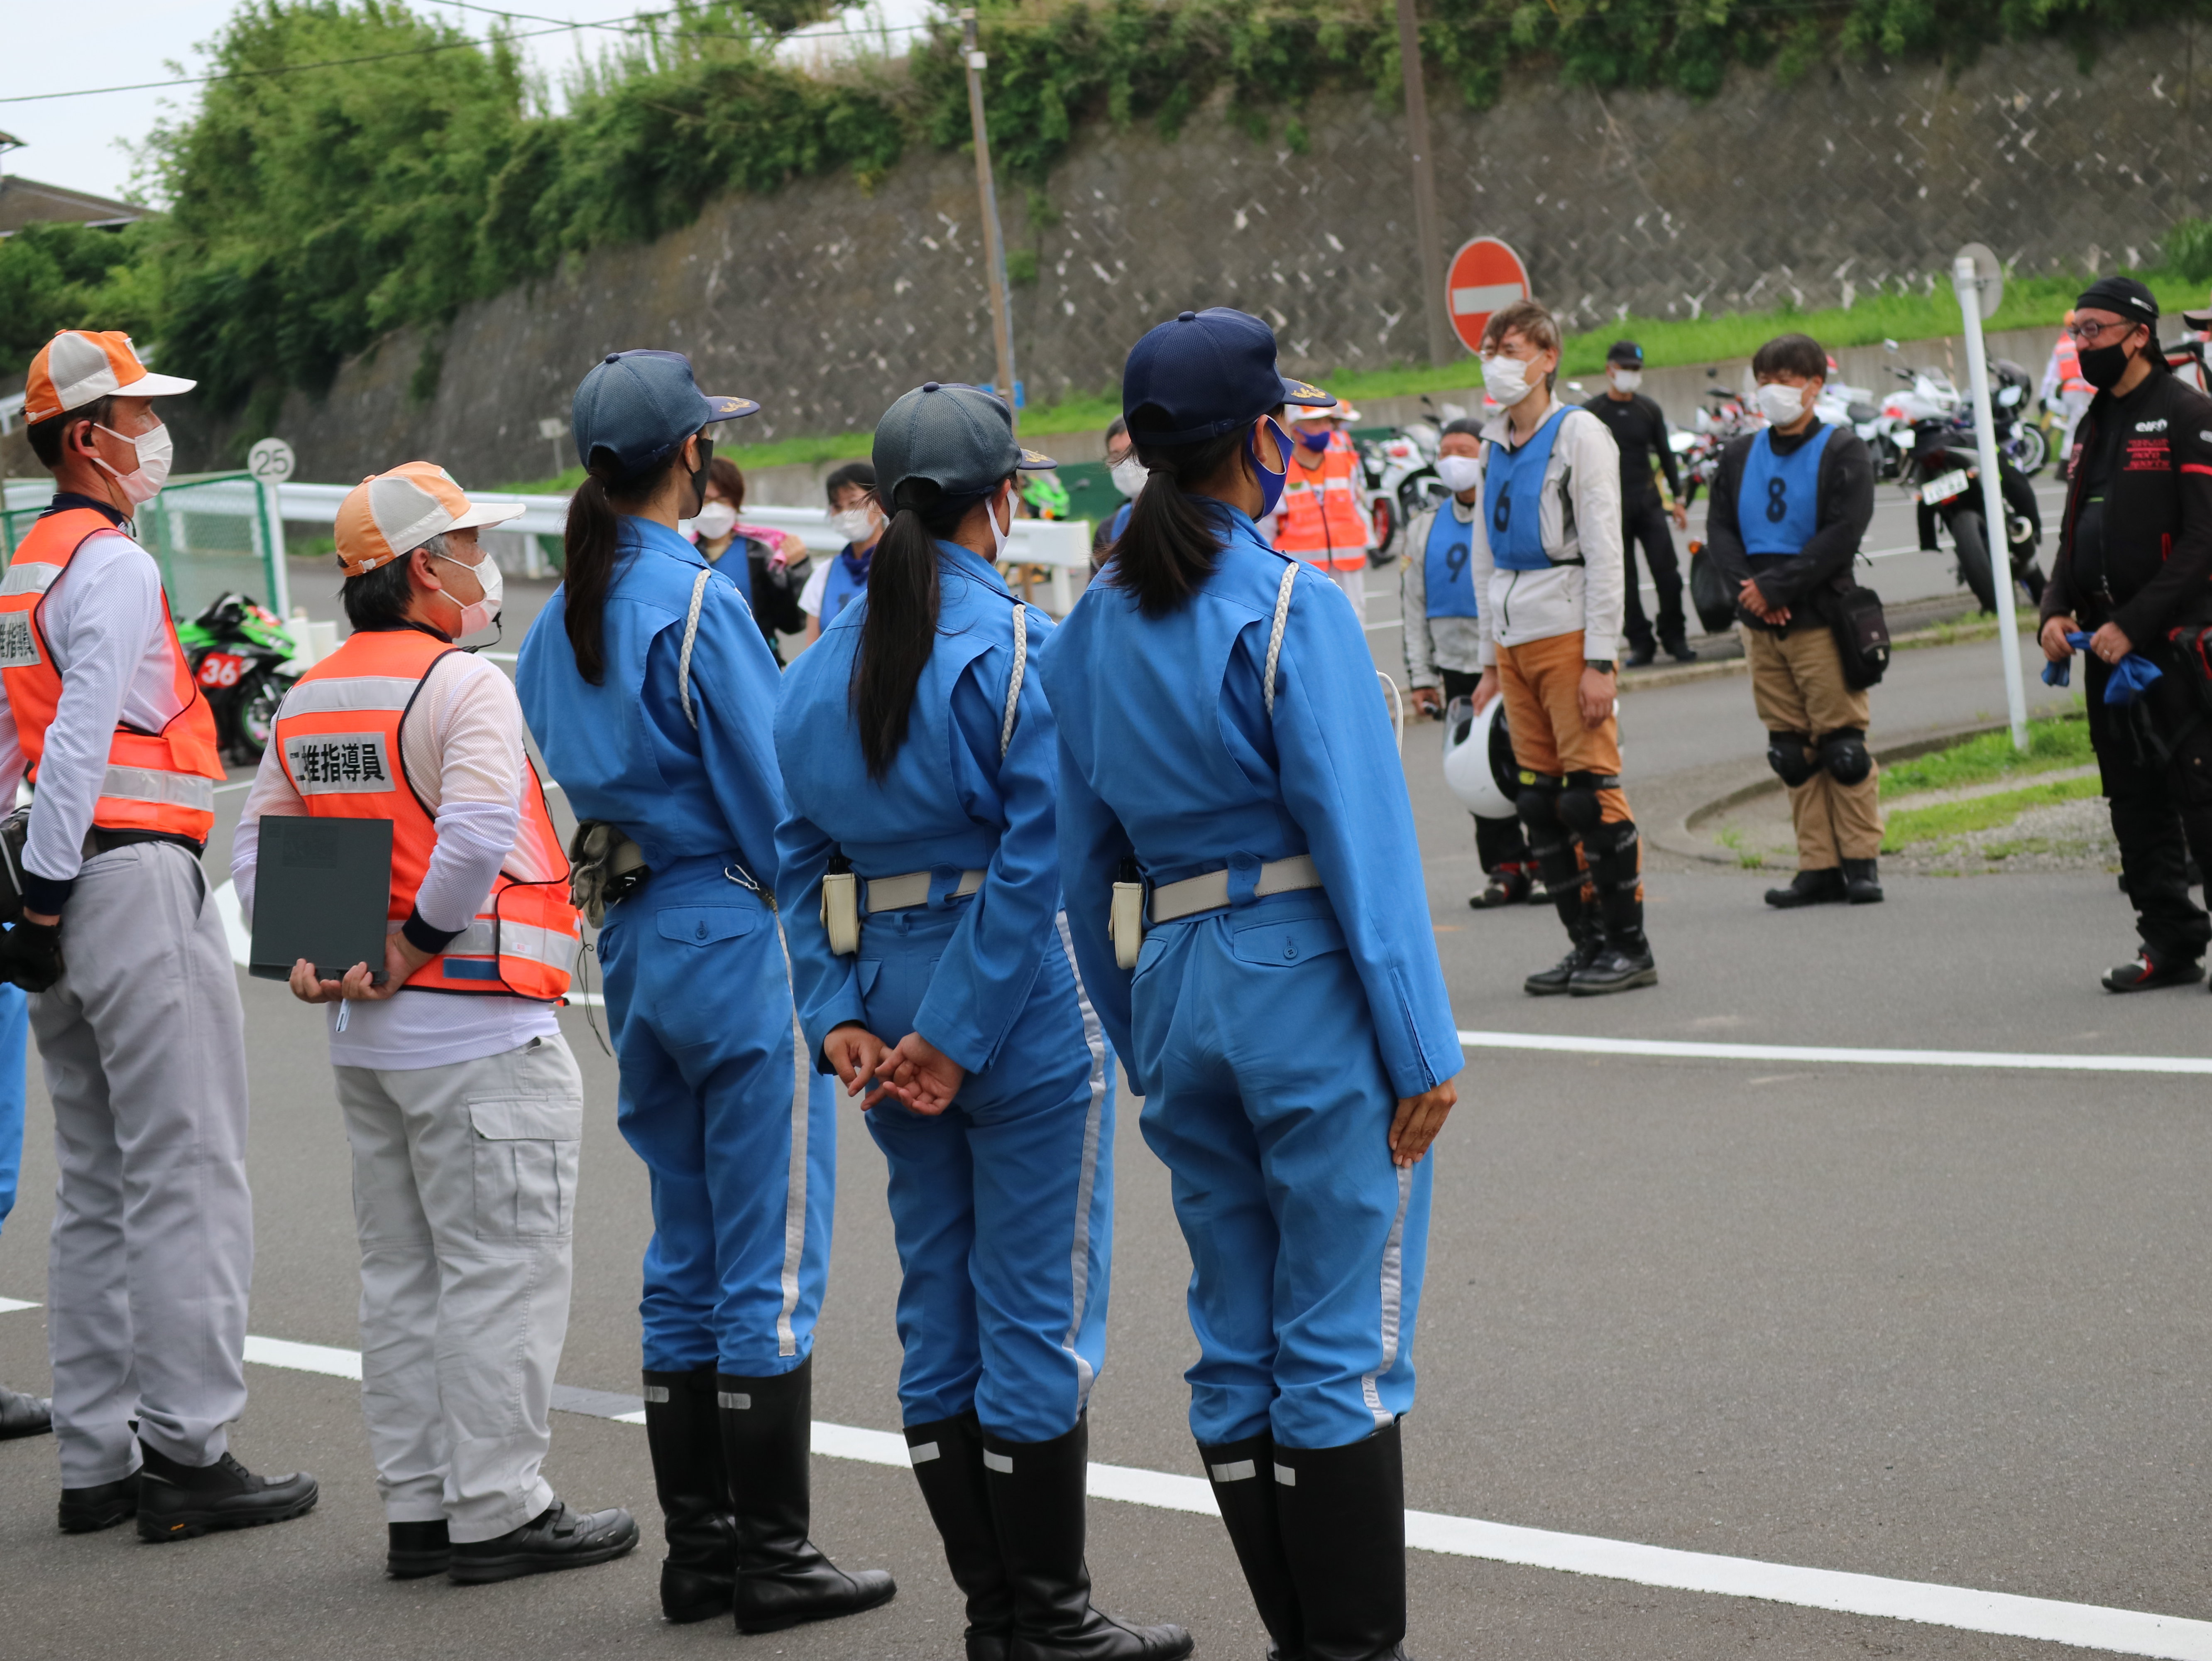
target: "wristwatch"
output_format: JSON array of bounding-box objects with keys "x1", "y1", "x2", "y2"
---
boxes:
[{"x1": 1586, "y1": 659, "x2": 1617, "y2": 674}]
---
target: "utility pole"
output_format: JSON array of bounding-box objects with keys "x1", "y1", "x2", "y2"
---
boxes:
[
  {"x1": 961, "y1": 8, "x2": 1020, "y2": 430},
  {"x1": 1394, "y1": 0, "x2": 1451, "y2": 367}
]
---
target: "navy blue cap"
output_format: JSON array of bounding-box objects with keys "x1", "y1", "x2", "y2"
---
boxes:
[
  {"x1": 874, "y1": 382, "x2": 1053, "y2": 505},
  {"x1": 1606, "y1": 339, "x2": 1644, "y2": 366},
  {"x1": 571, "y1": 349, "x2": 759, "y2": 480},
  {"x1": 1121, "y1": 308, "x2": 1333, "y2": 446}
]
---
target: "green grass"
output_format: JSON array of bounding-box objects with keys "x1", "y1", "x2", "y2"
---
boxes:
[
  {"x1": 1882, "y1": 775, "x2": 2102, "y2": 851},
  {"x1": 1879, "y1": 711, "x2": 2092, "y2": 799},
  {"x1": 1713, "y1": 825, "x2": 1765, "y2": 870}
]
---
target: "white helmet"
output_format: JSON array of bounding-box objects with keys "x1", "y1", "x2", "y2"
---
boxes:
[{"x1": 1441, "y1": 695, "x2": 1519, "y2": 821}]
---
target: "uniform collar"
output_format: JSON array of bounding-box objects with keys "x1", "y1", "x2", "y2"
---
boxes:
[
  {"x1": 935, "y1": 538, "x2": 1013, "y2": 597},
  {"x1": 43, "y1": 491, "x2": 127, "y2": 527},
  {"x1": 619, "y1": 513, "x2": 709, "y2": 571}
]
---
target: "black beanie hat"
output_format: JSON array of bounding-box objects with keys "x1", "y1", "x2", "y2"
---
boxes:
[{"x1": 2074, "y1": 275, "x2": 2159, "y2": 326}]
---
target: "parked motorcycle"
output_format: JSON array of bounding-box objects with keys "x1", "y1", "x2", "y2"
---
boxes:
[
  {"x1": 1905, "y1": 421, "x2": 2043, "y2": 616},
  {"x1": 1356, "y1": 397, "x2": 1458, "y2": 563},
  {"x1": 176, "y1": 593, "x2": 302, "y2": 764}
]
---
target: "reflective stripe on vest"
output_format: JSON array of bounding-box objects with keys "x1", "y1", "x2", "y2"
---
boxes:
[
  {"x1": 1274, "y1": 438, "x2": 1371, "y2": 570},
  {"x1": 271, "y1": 627, "x2": 580, "y2": 1000},
  {"x1": 1737, "y1": 424, "x2": 1836, "y2": 558},
  {"x1": 1482, "y1": 407, "x2": 1574, "y2": 573},
  {"x1": 0, "y1": 507, "x2": 226, "y2": 843},
  {"x1": 1422, "y1": 506, "x2": 1479, "y2": 619}
]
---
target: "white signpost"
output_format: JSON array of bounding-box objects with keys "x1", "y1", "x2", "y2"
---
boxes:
[{"x1": 1950, "y1": 243, "x2": 2029, "y2": 753}]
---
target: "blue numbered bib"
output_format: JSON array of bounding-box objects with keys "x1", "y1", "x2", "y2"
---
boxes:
[
  {"x1": 1481, "y1": 406, "x2": 1572, "y2": 572},
  {"x1": 1422, "y1": 506, "x2": 1479, "y2": 618},
  {"x1": 1737, "y1": 424, "x2": 1835, "y2": 557}
]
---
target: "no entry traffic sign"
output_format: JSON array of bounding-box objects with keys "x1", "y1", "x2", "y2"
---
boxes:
[{"x1": 1445, "y1": 237, "x2": 1531, "y2": 355}]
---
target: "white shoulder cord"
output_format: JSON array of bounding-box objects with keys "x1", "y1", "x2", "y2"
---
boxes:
[
  {"x1": 677, "y1": 566, "x2": 712, "y2": 732},
  {"x1": 1263, "y1": 559, "x2": 1298, "y2": 716},
  {"x1": 1000, "y1": 603, "x2": 1028, "y2": 761}
]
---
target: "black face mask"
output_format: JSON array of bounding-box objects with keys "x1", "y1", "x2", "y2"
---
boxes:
[
  {"x1": 2078, "y1": 340, "x2": 2137, "y2": 392},
  {"x1": 688, "y1": 433, "x2": 716, "y2": 516}
]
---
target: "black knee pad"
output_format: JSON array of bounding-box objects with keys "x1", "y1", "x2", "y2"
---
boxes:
[
  {"x1": 1515, "y1": 776, "x2": 1563, "y2": 838},
  {"x1": 1767, "y1": 732, "x2": 1816, "y2": 787},
  {"x1": 1557, "y1": 771, "x2": 1618, "y2": 836},
  {"x1": 1818, "y1": 728, "x2": 1872, "y2": 786}
]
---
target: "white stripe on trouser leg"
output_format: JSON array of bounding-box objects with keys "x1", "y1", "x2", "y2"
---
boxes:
[
  {"x1": 775, "y1": 919, "x2": 807, "y2": 1358},
  {"x1": 1360, "y1": 1164, "x2": 1414, "y2": 1427},
  {"x1": 1055, "y1": 911, "x2": 1106, "y2": 1410}
]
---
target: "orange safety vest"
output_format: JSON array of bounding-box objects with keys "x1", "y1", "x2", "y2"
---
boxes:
[
  {"x1": 0, "y1": 507, "x2": 224, "y2": 843},
  {"x1": 271, "y1": 627, "x2": 580, "y2": 1000},
  {"x1": 2053, "y1": 334, "x2": 2090, "y2": 397},
  {"x1": 1273, "y1": 434, "x2": 1373, "y2": 571}
]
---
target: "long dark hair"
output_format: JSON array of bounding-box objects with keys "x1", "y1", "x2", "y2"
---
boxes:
[
  {"x1": 1108, "y1": 426, "x2": 1249, "y2": 617},
  {"x1": 562, "y1": 442, "x2": 689, "y2": 684},
  {"x1": 850, "y1": 474, "x2": 1006, "y2": 777}
]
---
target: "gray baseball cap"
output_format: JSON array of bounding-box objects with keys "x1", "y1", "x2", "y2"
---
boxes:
[
  {"x1": 873, "y1": 382, "x2": 1054, "y2": 504},
  {"x1": 572, "y1": 349, "x2": 759, "y2": 480}
]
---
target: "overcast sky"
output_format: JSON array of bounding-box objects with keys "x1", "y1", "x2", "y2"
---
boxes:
[{"x1": 0, "y1": 0, "x2": 934, "y2": 204}]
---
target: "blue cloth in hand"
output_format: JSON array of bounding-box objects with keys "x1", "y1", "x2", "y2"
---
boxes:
[{"x1": 2043, "y1": 632, "x2": 2162, "y2": 704}]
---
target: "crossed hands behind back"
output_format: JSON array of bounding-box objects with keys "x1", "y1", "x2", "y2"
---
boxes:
[{"x1": 823, "y1": 1021, "x2": 966, "y2": 1116}]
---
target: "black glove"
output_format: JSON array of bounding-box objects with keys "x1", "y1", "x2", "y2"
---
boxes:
[{"x1": 0, "y1": 919, "x2": 64, "y2": 993}]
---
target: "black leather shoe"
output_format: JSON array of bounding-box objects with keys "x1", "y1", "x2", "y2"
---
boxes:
[
  {"x1": 1570, "y1": 941, "x2": 1659, "y2": 995},
  {"x1": 1765, "y1": 867, "x2": 1847, "y2": 909},
  {"x1": 137, "y1": 1445, "x2": 319, "y2": 1542},
  {"x1": 58, "y1": 1475, "x2": 137, "y2": 1534},
  {"x1": 389, "y1": 1519, "x2": 452, "y2": 1578},
  {"x1": 0, "y1": 1384, "x2": 51, "y2": 1440},
  {"x1": 1624, "y1": 641, "x2": 1657, "y2": 668},
  {"x1": 2102, "y1": 951, "x2": 2205, "y2": 993},
  {"x1": 449, "y1": 1499, "x2": 640, "y2": 1584},
  {"x1": 1662, "y1": 637, "x2": 1700, "y2": 663},
  {"x1": 1842, "y1": 858, "x2": 1884, "y2": 905},
  {"x1": 1524, "y1": 932, "x2": 1601, "y2": 996},
  {"x1": 1468, "y1": 867, "x2": 1529, "y2": 910}
]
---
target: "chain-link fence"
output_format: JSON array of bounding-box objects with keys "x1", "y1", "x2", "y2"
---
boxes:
[{"x1": 0, "y1": 473, "x2": 287, "y2": 624}]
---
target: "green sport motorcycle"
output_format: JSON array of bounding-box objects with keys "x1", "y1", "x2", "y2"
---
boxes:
[{"x1": 175, "y1": 593, "x2": 302, "y2": 764}]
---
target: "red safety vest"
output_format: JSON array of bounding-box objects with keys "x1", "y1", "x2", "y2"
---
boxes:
[
  {"x1": 0, "y1": 507, "x2": 224, "y2": 842},
  {"x1": 1274, "y1": 434, "x2": 1373, "y2": 571},
  {"x1": 271, "y1": 627, "x2": 580, "y2": 1000}
]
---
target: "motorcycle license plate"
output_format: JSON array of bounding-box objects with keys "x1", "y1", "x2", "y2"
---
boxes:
[
  {"x1": 1919, "y1": 469, "x2": 1971, "y2": 506},
  {"x1": 197, "y1": 652, "x2": 245, "y2": 689}
]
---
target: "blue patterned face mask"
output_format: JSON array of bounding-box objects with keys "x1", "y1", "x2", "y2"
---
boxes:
[{"x1": 1248, "y1": 417, "x2": 1291, "y2": 517}]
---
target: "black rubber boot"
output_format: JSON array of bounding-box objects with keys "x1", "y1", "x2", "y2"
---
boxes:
[
  {"x1": 720, "y1": 1357, "x2": 896, "y2": 1634},
  {"x1": 449, "y1": 1498, "x2": 640, "y2": 1583},
  {"x1": 0, "y1": 1384, "x2": 51, "y2": 1439},
  {"x1": 1273, "y1": 1423, "x2": 1410, "y2": 1661},
  {"x1": 1571, "y1": 823, "x2": 1658, "y2": 996},
  {"x1": 1765, "y1": 867, "x2": 1847, "y2": 909},
  {"x1": 981, "y1": 1414, "x2": 1193, "y2": 1661},
  {"x1": 58, "y1": 1475, "x2": 137, "y2": 1534},
  {"x1": 137, "y1": 1443, "x2": 319, "y2": 1543},
  {"x1": 1198, "y1": 1433, "x2": 1304, "y2": 1661},
  {"x1": 387, "y1": 1519, "x2": 452, "y2": 1579},
  {"x1": 1842, "y1": 858, "x2": 1884, "y2": 905},
  {"x1": 2102, "y1": 948, "x2": 2205, "y2": 993},
  {"x1": 644, "y1": 1366, "x2": 737, "y2": 1622},
  {"x1": 907, "y1": 1414, "x2": 1014, "y2": 1661}
]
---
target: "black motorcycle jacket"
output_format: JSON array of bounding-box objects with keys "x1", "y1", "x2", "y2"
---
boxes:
[
  {"x1": 1703, "y1": 423, "x2": 1875, "y2": 632},
  {"x1": 2041, "y1": 362, "x2": 2212, "y2": 643}
]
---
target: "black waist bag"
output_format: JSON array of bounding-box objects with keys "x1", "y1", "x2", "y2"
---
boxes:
[
  {"x1": 0, "y1": 807, "x2": 27, "y2": 927},
  {"x1": 1832, "y1": 586, "x2": 1891, "y2": 689},
  {"x1": 2166, "y1": 625, "x2": 2212, "y2": 719},
  {"x1": 1687, "y1": 543, "x2": 1736, "y2": 636}
]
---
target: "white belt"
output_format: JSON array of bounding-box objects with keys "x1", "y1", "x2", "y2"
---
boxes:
[
  {"x1": 866, "y1": 869, "x2": 984, "y2": 913},
  {"x1": 1149, "y1": 855, "x2": 1322, "y2": 923}
]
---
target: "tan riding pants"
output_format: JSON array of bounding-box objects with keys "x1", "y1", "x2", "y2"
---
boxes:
[{"x1": 1745, "y1": 623, "x2": 1884, "y2": 868}]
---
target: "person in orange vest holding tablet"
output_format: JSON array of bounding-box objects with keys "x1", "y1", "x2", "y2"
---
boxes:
[
  {"x1": 1272, "y1": 397, "x2": 1375, "y2": 620},
  {"x1": 5, "y1": 329, "x2": 319, "y2": 1540},
  {"x1": 236, "y1": 461, "x2": 634, "y2": 1584}
]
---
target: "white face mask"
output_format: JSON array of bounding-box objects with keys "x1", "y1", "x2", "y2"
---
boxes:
[
  {"x1": 989, "y1": 485, "x2": 1013, "y2": 561},
  {"x1": 1480, "y1": 353, "x2": 1537, "y2": 407},
  {"x1": 437, "y1": 548, "x2": 503, "y2": 642},
  {"x1": 92, "y1": 421, "x2": 173, "y2": 506},
  {"x1": 1755, "y1": 381, "x2": 1811, "y2": 426},
  {"x1": 1110, "y1": 456, "x2": 1148, "y2": 499},
  {"x1": 1612, "y1": 369, "x2": 1643, "y2": 394},
  {"x1": 831, "y1": 505, "x2": 879, "y2": 545},
  {"x1": 692, "y1": 501, "x2": 737, "y2": 541},
  {"x1": 1434, "y1": 454, "x2": 1483, "y2": 494}
]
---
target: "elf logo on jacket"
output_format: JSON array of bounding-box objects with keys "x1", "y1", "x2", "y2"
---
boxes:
[
  {"x1": 283, "y1": 732, "x2": 396, "y2": 794},
  {"x1": 2137, "y1": 419, "x2": 2168, "y2": 433}
]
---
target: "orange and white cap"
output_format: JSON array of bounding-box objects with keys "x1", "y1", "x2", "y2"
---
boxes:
[
  {"x1": 25, "y1": 330, "x2": 196, "y2": 424},
  {"x1": 335, "y1": 461, "x2": 525, "y2": 578},
  {"x1": 1329, "y1": 399, "x2": 1362, "y2": 422}
]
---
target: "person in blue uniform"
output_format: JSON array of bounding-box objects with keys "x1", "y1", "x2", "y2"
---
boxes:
[
  {"x1": 0, "y1": 985, "x2": 44, "y2": 1438},
  {"x1": 774, "y1": 381, "x2": 1191, "y2": 1661},
  {"x1": 514, "y1": 350, "x2": 893, "y2": 1635},
  {"x1": 1040, "y1": 309, "x2": 1463, "y2": 1661}
]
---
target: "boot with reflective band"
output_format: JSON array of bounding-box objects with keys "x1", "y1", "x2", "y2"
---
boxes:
[
  {"x1": 908, "y1": 1412, "x2": 1015, "y2": 1661},
  {"x1": 1198, "y1": 1432, "x2": 1304, "y2": 1661},
  {"x1": 1272, "y1": 1423, "x2": 1410, "y2": 1661},
  {"x1": 643, "y1": 1367, "x2": 736, "y2": 1622}
]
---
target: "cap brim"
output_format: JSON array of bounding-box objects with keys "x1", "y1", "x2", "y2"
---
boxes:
[
  {"x1": 703, "y1": 394, "x2": 761, "y2": 422},
  {"x1": 1280, "y1": 378, "x2": 1335, "y2": 407},
  {"x1": 2185, "y1": 310, "x2": 2212, "y2": 330},
  {"x1": 450, "y1": 500, "x2": 528, "y2": 531},
  {"x1": 1017, "y1": 447, "x2": 1057, "y2": 470},
  {"x1": 118, "y1": 371, "x2": 197, "y2": 399}
]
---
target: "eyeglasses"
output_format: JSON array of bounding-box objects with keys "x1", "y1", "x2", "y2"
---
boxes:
[{"x1": 2067, "y1": 318, "x2": 2142, "y2": 344}]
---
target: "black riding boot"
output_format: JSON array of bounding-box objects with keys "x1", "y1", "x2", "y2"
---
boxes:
[
  {"x1": 1571, "y1": 821, "x2": 1657, "y2": 995},
  {"x1": 1273, "y1": 1423, "x2": 1410, "y2": 1661},
  {"x1": 1199, "y1": 1433, "x2": 1304, "y2": 1661},
  {"x1": 718, "y1": 1357, "x2": 897, "y2": 1633},
  {"x1": 981, "y1": 1414, "x2": 1193, "y2": 1661},
  {"x1": 1523, "y1": 830, "x2": 1600, "y2": 995},
  {"x1": 908, "y1": 1414, "x2": 1015, "y2": 1661},
  {"x1": 643, "y1": 1367, "x2": 736, "y2": 1622}
]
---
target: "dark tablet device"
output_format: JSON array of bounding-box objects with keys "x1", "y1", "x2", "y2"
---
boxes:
[{"x1": 248, "y1": 816, "x2": 394, "y2": 984}]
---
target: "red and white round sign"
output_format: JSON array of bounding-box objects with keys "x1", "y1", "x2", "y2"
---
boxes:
[{"x1": 1445, "y1": 237, "x2": 1531, "y2": 355}]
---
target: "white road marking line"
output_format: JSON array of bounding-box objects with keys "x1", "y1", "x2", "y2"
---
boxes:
[
  {"x1": 0, "y1": 1296, "x2": 40, "y2": 1313},
  {"x1": 202, "y1": 1323, "x2": 2212, "y2": 1658},
  {"x1": 1457, "y1": 1029, "x2": 2212, "y2": 1075},
  {"x1": 213, "y1": 880, "x2": 252, "y2": 968},
  {"x1": 214, "y1": 780, "x2": 254, "y2": 794}
]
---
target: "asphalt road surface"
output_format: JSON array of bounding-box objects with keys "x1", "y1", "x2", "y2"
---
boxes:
[{"x1": 12, "y1": 528, "x2": 2212, "y2": 1661}]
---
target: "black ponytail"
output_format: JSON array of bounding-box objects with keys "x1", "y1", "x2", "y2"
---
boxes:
[
  {"x1": 851, "y1": 475, "x2": 1007, "y2": 777},
  {"x1": 562, "y1": 443, "x2": 686, "y2": 684},
  {"x1": 1108, "y1": 426, "x2": 1249, "y2": 617}
]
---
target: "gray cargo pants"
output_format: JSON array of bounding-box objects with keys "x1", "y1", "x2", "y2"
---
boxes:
[{"x1": 36, "y1": 840, "x2": 253, "y2": 1487}]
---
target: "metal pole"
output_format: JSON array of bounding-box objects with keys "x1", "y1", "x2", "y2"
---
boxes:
[
  {"x1": 1952, "y1": 253, "x2": 2028, "y2": 752},
  {"x1": 962, "y1": 9, "x2": 1020, "y2": 429},
  {"x1": 1394, "y1": 0, "x2": 1451, "y2": 367},
  {"x1": 261, "y1": 476, "x2": 291, "y2": 619}
]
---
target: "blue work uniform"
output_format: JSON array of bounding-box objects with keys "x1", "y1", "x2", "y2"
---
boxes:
[
  {"x1": 0, "y1": 985, "x2": 27, "y2": 1234},
  {"x1": 817, "y1": 544, "x2": 874, "y2": 627},
  {"x1": 516, "y1": 517, "x2": 833, "y2": 1377},
  {"x1": 774, "y1": 542, "x2": 1113, "y2": 1445},
  {"x1": 1041, "y1": 502, "x2": 1463, "y2": 1451}
]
